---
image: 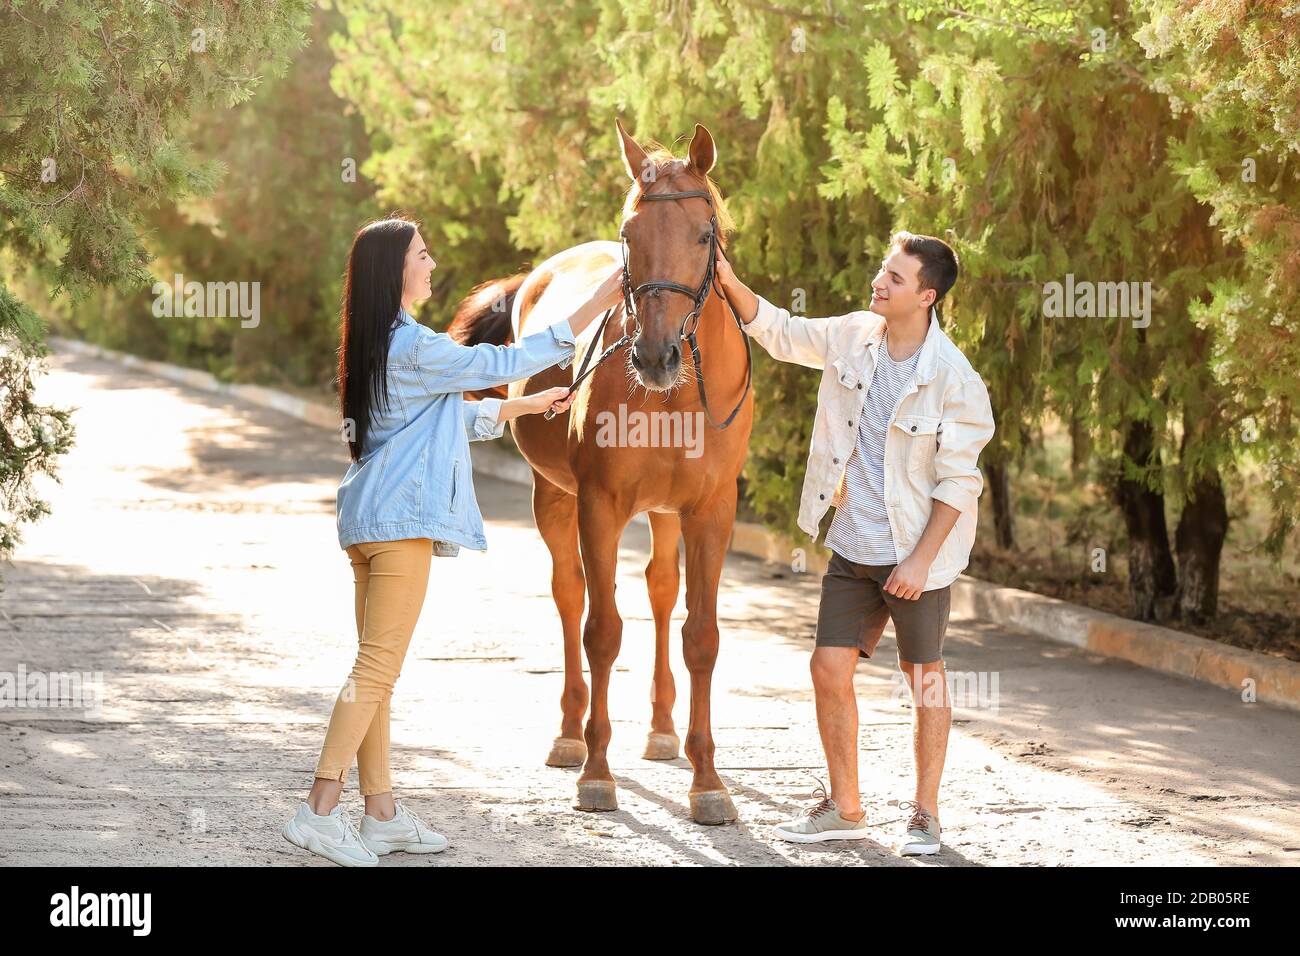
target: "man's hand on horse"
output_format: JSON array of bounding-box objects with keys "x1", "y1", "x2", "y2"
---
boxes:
[{"x1": 714, "y1": 247, "x2": 737, "y2": 292}]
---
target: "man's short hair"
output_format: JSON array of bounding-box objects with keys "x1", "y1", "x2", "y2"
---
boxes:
[{"x1": 890, "y1": 231, "x2": 959, "y2": 307}]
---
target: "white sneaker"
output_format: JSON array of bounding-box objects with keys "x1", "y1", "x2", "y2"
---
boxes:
[
  {"x1": 897, "y1": 800, "x2": 942, "y2": 856},
  {"x1": 282, "y1": 802, "x2": 378, "y2": 867},
  {"x1": 359, "y1": 800, "x2": 448, "y2": 856}
]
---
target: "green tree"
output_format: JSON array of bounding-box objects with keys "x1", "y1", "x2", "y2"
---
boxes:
[
  {"x1": 0, "y1": 0, "x2": 312, "y2": 572},
  {"x1": 821, "y1": 1, "x2": 1292, "y2": 623},
  {"x1": 51, "y1": 3, "x2": 379, "y2": 393},
  {"x1": 1133, "y1": 0, "x2": 1300, "y2": 565}
]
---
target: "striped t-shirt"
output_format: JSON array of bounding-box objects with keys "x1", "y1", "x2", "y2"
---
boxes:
[{"x1": 824, "y1": 330, "x2": 922, "y2": 565}]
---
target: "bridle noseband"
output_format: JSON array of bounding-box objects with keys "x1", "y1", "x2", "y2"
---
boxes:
[{"x1": 544, "y1": 185, "x2": 753, "y2": 430}]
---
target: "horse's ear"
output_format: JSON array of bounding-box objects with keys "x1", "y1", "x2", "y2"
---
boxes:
[
  {"x1": 616, "y1": 117, "x2": 648, "y2": 183},
  {"x1": 687, "y1": 123, "x2": 716, "y2": 175}
]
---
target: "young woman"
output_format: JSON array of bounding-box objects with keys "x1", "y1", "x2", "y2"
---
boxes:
[{"x1": 282, "y1": 215, "x2": 622, "y2": 866}]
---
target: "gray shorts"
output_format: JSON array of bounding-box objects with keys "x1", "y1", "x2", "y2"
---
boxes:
[{"x1": 815, "y1": 550, "x2": 951, "y2": 664}]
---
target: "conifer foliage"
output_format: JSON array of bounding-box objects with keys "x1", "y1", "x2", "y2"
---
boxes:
[{"x1": 0, "y1": 0, "x2": 313, "y2": 573}]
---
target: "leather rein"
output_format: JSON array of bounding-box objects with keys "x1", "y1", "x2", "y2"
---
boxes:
[{"x1": 543, "y1": 187, "x2": 752, "y2": 429}]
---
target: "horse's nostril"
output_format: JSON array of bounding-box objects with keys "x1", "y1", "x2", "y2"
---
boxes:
[
  {"x1": 667, "y1": 343, "x2": 681, "y2": 366},
  {"x1": 630, "y1": 350, "x2": 643, "y2": 370}
]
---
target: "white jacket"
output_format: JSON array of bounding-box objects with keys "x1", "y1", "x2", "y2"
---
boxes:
[{"x1": 742, "y1": 294, "x2": 995, "y2": 591}]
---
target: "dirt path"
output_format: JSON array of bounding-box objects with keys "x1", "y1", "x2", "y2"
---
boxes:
[{"x1": 2, "y1": 349, "x2": 1296, "y2": 866}]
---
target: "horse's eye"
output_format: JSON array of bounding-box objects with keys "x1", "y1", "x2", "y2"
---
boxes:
[{"x1": 699, "y1": 233, "x2": 712, "y2": 244}]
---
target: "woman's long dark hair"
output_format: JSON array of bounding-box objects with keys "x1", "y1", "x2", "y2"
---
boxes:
[{"x1": 337, "y1": 216, "x2": 418, "y2": 461}]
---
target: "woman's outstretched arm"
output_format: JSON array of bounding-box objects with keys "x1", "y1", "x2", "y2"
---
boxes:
[{"x1": 415, "y1": 267, "x2": 623, "y2": 394}]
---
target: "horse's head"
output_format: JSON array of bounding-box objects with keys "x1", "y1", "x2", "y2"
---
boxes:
[{"x1": 616, "y1": 118, "x2": 733, "y2": 392}]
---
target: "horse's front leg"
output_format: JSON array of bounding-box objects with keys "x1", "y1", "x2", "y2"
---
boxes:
[
  {"x1": 679, "y1": 499, "x2": 738, "y2": 825},
  {"x1": 573, "y1": 487, "x2": 632, "y2": 812},
  {"x1": 643, "y1": 510, "x2": 682, "y2": 760},
  {"x1": 531, "y1": 469, "x2": 588, "y2": 768}
]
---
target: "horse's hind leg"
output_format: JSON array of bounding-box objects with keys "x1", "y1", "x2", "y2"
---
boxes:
[
  {"x1": 533, "y1": 469, "x2": 588, "y2": 768},
  {"x1": 643, "y1": 511, "x2": 681, "y2": 760}
]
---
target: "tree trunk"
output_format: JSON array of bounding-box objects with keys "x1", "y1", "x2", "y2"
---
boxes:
[
  {"x1": 987, "y1": 460, "x2": 1016, "y2": 550},
  {"x1": 1069, "y1": 413, "x2": 1091, "y2": 481},
  {"x1": 1174, "y1": 464, "x2": 1229, "y2": 625},
  {"x1": 1115, "y1": 420, "x2": 1177, "y2": 621}
]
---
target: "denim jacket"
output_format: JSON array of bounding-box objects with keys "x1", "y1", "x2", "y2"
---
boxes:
[{"x1": 336, "y1": 307, "x2": 577, "y2": 553}]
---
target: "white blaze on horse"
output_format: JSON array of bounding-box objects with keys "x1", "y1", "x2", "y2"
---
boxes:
[{"x1": 451, "y1": 120, "x2": 753, "y2": 824}]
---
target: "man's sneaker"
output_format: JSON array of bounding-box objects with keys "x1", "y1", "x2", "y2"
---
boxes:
[
  {"x1": 359, "y1": 800, "x2": 448, "y2": 856},
  {"x1": 282, "y1": 802, "x2": 378, "y2": 867},
  {"x1": 897, "y1": 800, "x2": 942, "y2": 856},
  {"x1": 772, "y1": 785, "x2": 870, "y2": 843}
]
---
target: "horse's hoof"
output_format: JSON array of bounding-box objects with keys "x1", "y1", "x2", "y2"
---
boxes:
[
  {"x1": 689, "y1": 789, "x2": 737, "y2": 825},
  {"x1": 574, "y1": 779, "x2": 618, "y2": 812},
  {"x1": 642, "y1": 731, "x2": 680, "y2": 761},
  {"x1": 546, "y1": 736, "x2": 587, "y2": 768}
]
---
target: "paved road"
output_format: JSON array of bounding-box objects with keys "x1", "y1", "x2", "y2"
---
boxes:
[{"x1": 1, "y1": 349, "x2": 1296, "y2": 866}]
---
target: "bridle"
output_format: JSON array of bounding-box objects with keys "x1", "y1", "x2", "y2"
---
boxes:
[
  {"x1": 543, "y1": 186, "x2": 752, "y2": 429},
  {"x1": 621, "y1": 188, "x2": 720, "y2": 340}
]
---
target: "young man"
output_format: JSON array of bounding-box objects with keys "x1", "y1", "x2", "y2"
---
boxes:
[{"x1": 715, "y1": 232, "x2": 995, "y2": 856}]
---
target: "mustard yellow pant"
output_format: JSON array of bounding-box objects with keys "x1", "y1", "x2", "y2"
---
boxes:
[{"x1": 313, "y1": 537, "x2": 432, "y2": 796}]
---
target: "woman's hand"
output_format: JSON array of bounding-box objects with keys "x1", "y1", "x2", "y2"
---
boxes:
[
  {"x1": 592, "y1": 265, "x2": 626, "y2": 310},
  {"x1": 587, "y1": 265, "x2": 624, "y2": 313},
  {"x1": 564, "y1": 265, "x2": 625, "y2": 338},
  {"x1": 515, "y1": 385, "x2": 575, "y2": 418}
]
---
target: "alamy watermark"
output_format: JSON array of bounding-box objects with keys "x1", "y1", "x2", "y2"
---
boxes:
[
  {"x1": 152, "y1": 273, "x2": 260, "y2": 328},
  {"x1": 593, "y1": 404, "x2": 705, "y2": 458},
  {"x1": 1042, "y1": 273, "x2": 1152, "y2": 328},
  {"x1": 50, "y1": 886, "x2": 150, "y2": 935},
  {"x1": 0, "y1": 664, "x2": 104, "y2": 717},
  {"x1": 891, "y1": 667, "x2": 1000, "y2": 714}
]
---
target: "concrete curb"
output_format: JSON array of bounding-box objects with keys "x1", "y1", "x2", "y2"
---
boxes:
[
  {"x1": 950, "y1": 579, "x2": 1300, "y2": 711},
  {"x1": 51, "y1": 336, "x2": 1300, "y2": 712}
]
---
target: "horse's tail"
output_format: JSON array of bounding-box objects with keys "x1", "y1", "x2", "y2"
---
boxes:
[{"x1": 448, "y1": 273, "x2": 528, "y2": 399}]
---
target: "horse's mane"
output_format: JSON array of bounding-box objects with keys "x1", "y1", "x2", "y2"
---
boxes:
[{"x1": 621, "y1": 143, "x2": 735, "y2": 245}]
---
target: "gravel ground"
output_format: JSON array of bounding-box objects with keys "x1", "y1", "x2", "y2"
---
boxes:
[{"x1": 1, "y1": 349, "x2": 1297, "y2": 866}]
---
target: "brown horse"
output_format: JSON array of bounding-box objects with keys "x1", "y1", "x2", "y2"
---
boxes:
[{"x1": 450, "y1": 120, "x2": 752, "y2": 824}]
